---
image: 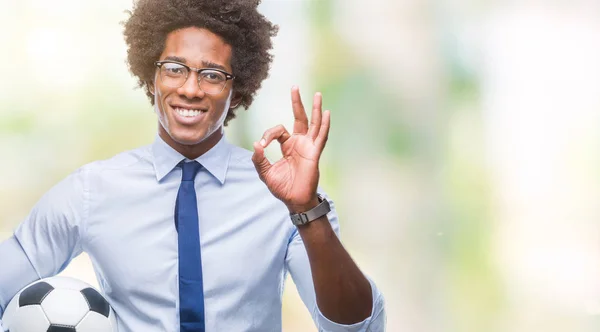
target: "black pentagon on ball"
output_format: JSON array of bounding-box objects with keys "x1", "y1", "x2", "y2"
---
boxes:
[
  {"x1": 19, "y1": 282, "x2": 54, "y2": 307},
  {"x1": 47, "y1": 326, "x2": 76, "y2": 332},
  {"x1": 80, "y1": 287, "x2": 110, "y2": 318}
]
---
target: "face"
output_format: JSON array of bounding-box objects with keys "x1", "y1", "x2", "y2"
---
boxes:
[{"x1": 152, "y1": 27, "x2": 239, "y2": 157}]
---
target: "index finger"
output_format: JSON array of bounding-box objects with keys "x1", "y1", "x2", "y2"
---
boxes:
[{"x1": 291, "y1": 86, "x2": 309, "y2": 134}]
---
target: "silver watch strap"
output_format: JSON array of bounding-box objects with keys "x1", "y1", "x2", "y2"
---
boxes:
[{"x1": 290, "y1": 194, "x2": 331, "y2": 226}]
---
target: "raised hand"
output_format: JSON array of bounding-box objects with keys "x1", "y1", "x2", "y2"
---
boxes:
[{"x1": 251, "y1": 86, "x2": 330, "y2": 212}]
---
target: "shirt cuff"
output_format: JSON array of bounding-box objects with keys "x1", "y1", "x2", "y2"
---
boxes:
[{"x1": 316, "y1": 277, "x2": 384, "y2": 332}]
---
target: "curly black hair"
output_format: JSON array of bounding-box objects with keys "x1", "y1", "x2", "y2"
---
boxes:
[{"x1": 123, "y1": 0, "x2": 278, "y2": 125}]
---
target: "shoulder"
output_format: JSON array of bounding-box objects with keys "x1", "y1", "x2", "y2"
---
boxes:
[
  {"x1": 79, "y1": 144, "x2": 153, "y2": 175},
  {"x1": 222, "y1": 142, "x2": 274, "y2": 196},
  {"x1": 225, "y1": 142, "x2": 272, "y2": 185},
  {"x1": 227, "y1": 143, "x2": 256, "y2": 168}
]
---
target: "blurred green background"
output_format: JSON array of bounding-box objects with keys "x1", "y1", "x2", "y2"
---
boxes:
[{"x1": 2, "y1": 0, "x2": 600, "y2": 331}]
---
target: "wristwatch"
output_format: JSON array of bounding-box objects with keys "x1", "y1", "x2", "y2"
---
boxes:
[{"x1": 290, "y1": 194, "x2": 331, "y2": 226}]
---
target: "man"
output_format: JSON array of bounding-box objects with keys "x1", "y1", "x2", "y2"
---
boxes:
[{"x1": 0, "y1": 0, "x2": 386, "y2": 331}]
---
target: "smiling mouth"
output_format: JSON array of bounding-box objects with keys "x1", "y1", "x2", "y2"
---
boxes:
[{"x1": 172, "y1": 106, "x2": 207, "y2": 117}]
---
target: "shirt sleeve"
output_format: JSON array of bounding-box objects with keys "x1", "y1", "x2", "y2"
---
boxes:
[
  {"x1": 285, "y1": 191, "x2": 386, "y2": 332},
  {"x1": 1, "y1": 167, "x2": 87, "y2": 315},
  {"x1": 0, "y1": 236, "x2": 39, "y2": 318}
]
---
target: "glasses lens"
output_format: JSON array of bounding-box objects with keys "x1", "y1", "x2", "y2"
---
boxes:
[
  {"x1": 160, "y1": 62, "x2": 188, "y2": 88},
  {"x1": 199, "y1": 69, "x2": 227, "y2": 94}
]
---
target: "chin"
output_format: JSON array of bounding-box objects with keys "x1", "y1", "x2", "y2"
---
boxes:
[{"x1": 171, "y1": 132, "x2": 207, "y2": 146}]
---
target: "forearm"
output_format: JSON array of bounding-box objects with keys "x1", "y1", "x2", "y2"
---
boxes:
[
  {"x1": 0, "y1": 236, "x2": 40, "y2": 314},
  {"x1": 295, "y1": 214, "x2": 373, "y2": 325}
]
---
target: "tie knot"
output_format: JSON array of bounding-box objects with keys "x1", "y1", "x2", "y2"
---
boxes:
[{"x1": 179, "y1": 161, "x2": 202, "y2": 181}]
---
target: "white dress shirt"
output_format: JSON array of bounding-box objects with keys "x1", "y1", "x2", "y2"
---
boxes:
[{"x1": 0, "y1": 135, "x2": 385, "y2": 331}]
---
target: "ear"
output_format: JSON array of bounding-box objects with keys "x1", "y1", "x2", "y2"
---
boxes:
[
  {"x1": 147, "y1": 81, "x2": 156, "y2": 96},
  {"x1": 230, "y1": 91, "x2": 243, "y2": 109}
]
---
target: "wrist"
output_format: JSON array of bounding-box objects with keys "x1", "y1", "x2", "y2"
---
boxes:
[
  {"x1": 288, "y1": 194, "x2": 331, "y2": 227},
  {"x1": 286, "y1": 195, "x2": 320, "y2": 214}
]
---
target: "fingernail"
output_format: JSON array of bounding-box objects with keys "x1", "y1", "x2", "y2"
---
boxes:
[{"x1": 260, "y1": 139, "x2": 266, "y2": 147}]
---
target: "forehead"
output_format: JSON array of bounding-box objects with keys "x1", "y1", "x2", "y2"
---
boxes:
[{"x1": 160, "y1": 27, "x2": 233, "y2": 71}]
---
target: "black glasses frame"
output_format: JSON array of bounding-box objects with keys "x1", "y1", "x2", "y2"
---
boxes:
[{"x1": 154, "y1": 60, "x2": 235, "y2": 94}]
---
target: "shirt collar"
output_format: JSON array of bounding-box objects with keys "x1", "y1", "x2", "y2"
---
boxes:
[{"x1": 151, "y1": 134, "x2": 232, "y2": 184}]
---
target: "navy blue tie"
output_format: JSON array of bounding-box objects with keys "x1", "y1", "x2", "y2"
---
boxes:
[{"x1": 175, "y1": 161, "x2": 205, "y2": 332}]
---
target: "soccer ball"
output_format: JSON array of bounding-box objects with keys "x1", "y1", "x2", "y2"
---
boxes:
[{"x1": 2, "y1": 276, "x2": 117, "y2": 332}]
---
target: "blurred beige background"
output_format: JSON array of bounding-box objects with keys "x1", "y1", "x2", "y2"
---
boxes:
[{"x1": 1, "y1": 0, "x2": 600, "y2": 331}]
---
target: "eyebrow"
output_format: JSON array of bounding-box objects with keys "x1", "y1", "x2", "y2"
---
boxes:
[{"x1": 163, "y1": 56, "x2": 228, "y2": 72}]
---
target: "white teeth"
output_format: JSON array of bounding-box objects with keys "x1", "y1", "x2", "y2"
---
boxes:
[{"x1": 175, "y1": 107, "x2": 203, "y2": 117}]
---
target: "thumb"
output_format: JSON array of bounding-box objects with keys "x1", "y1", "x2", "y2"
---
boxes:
[{"x1": 251, "y1": 141, "x2": 272, "y2": 181}]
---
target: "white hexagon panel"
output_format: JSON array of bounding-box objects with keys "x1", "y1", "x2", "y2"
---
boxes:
[
  {"x1": 41, "y1": 288, "x2": 89, "y2": 326},
  {"x1": 7, "y1": 305, "x2": 50, "y2": 332},
  {"x1": 45, "y1": 276, "x2": 92, "y2": 291},
  {"x1": 77, "y1": 311, "x2": 117, "y2": 332}
]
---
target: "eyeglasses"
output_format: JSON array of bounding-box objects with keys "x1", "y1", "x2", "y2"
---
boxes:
[{"x1": 154, "y1": 60, "x2": 235, "y2": 95}]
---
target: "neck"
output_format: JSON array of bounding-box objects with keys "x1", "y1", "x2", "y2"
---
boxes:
[{"x1": 159, "y1": 127, "x2": 223, "y2": 160}]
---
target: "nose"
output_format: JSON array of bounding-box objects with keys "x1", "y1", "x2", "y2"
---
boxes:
[{"x1": 177, "y1": 72, "x2": 205, "y2": 100}]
